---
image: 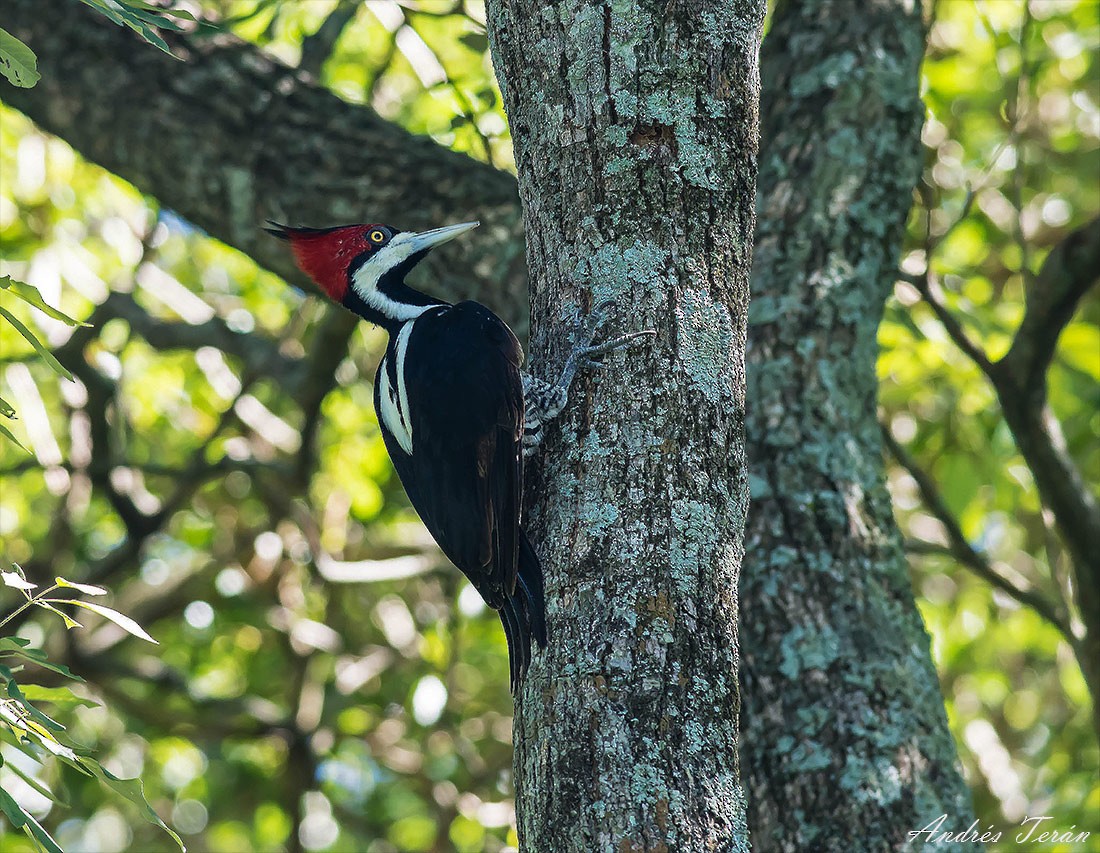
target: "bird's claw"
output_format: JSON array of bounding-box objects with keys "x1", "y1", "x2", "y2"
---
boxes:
[
  {"x1": 576, "y1": 298, "x2": 615, "y2": 344},
  {"x1": 554, "y1": 301, "x2": 656, "y2": 389},
  {"x1": 577, "y1": 329, "x2": 656, "y2": 359},
  {"x1": 576, "y1": 297, "x2": 654, "y2": 351}
]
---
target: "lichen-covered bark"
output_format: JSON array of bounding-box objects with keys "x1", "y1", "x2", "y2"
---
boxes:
[
  {"x1": 2, "y1": 0, "x2": 528, "y2": 328},
  {"x1": 486, "y1": 1, "x2": 764, "y2": 850},
  {"x1": 739, "y1": 1, "x2": 976, "y2": 850}
]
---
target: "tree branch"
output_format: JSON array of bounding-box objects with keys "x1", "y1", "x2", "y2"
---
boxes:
[
  {"x1": 904, "y1": 213, "x2": 1099, "y2": 699},
  {"x1": 298, "y1": 1, "x2": 361, "y2": 78},
  {"x1": 901, "y1": 269, "x2": 996, "y2": 377},
  {"x1": 882, "y1": 424, "x2": 1073, "y2": 640},
  {"x1": 3, "y1": 0, "x2": 529, "y2": 329},
  {"x1": 1001, "y1": 215, "x2": 1100, "y2": 393}
]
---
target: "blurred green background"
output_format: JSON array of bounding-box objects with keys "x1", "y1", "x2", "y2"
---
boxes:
[{"x1": 1, "y1": 1, "x2": 1097, "y2": 850}]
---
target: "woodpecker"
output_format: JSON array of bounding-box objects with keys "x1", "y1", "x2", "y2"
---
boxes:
[{"x1": 266, "y1": 219, "x2": 650, "y2": 689}]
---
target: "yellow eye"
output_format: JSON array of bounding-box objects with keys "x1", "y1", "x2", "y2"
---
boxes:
[{"x1": 369, "y1": 229, "x2": 386, "y2": 243}]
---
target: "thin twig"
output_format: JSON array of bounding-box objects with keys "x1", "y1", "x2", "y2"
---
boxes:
[
  {"x1": 882, "y1": 422, "x2": 1073, "y2": 641},
  {"x1": 901, "y1": 269, "x2": 996, "y2": 377}
]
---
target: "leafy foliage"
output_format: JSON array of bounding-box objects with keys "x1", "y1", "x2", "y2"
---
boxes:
[
  {"x1": 880, "y1": 0, "x2": 1100, "y2": 840},
  {"x1": 0, "y1": 566, "x2": 182, "y2": 852},
  {"x1": 0, "y1": 27, "x2": 38, "y2": 88},
  {"x1": 0, "y1": 1, "x2": 1095, "y2": 851},
  {"x1": 0, "y1": 276, "x2": 86, "y2": 450},
  {"x1": 74, "y1": 1, "x2": 198, "y2": 56},
  {"x1": 0, "y1": 0, "x2": 198, "y2": 96}
]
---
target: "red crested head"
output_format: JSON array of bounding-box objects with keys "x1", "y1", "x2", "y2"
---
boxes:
[
  {"x1": 264, "y1": 222, "x2": 393, "y2": 302},
  {"x1": 266, "y1": 219, "x2": 479, "y2": 323}
]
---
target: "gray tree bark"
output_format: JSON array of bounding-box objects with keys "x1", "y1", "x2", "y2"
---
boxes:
[
  {"x1": 486, "y1": 1, "x2": 764, "y2": 850},
  {"x1": 739, "y1": 0, "x2": 977, "y2": 849}
]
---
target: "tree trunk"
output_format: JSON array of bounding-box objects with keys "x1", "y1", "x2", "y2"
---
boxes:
[
  {"x1": 486, "y1": 1, "x2": 764, "y2": 850},
  {"x1": 739, "y1": 0, "x2": 977, "y2": 849}
]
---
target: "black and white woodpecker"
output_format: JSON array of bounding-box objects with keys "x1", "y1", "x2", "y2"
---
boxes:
[{"x1": 266, "y1": 219, "x2": 650, "y2": 690}]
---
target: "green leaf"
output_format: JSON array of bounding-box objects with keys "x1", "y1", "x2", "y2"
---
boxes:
[
  {"x1": 0, "y1": 27, "x2": 40, "y2": 88},
  {"x1": 34, "y1": 599, "x2": 83, "y2": 630},
  {"x1": 459, "y1": 32, "x2": 489, "y2": 53},
  {"x1": 0, "y1": 707, "x2": 183, "y2": 849},
  {"x1": 0, "y1": 641, "x2": 84, "y2": 681},
  {"x1": 0, "y1": 394, "x2": 15, "y2": 418},
  {"x1": 0, "y1": 786, "x2": 64, "y2": 853},
  {"x1": 77, "y1": 0, "x2": 126, "y2": 26},
  {"x1": 74, "y1": 0, "x2": 180, "y2": 56},
  {"x1": 49, "y1": 599, "x2": 158, "y2": 643},
  {"x1": 54, "y1": 577, "x2": 108, "y2": 596},
  {"x1": 3, "y1": 756, "x2": 61, "y2": 806},
  {"x1": 17, "y1": 683, "x2": 99, "y2": 712},
  {"x1": 0, "y1": 276, "x2": 90, "y2": 326},
  {"x1": 31, "y1": 731, "x2": 79, "y2": 763},
  {"x1": 0, "y1": 418, "x2": 26, "y2": 451},
  {"x1": 7, "y1": 679, "x2": 65, "y2": 732},
  {"x1": 25, "y1": 657, "x2": 82, "y2": 680},
  {"x1": 0, "y1": 305, "x2": 73, "y2": 380},
  {"x1": 84, "y1": 762, "x2": 186, "y2": 851},
  {"x1": 123, "y1": 20, "x2": 172, "y2": 54},
  {"x1": 112, "y1": 0, "x2": 198, "y2": 21}
]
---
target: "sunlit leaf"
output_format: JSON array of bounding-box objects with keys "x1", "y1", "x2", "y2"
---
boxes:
[
  {"x1": 7, "y1": 678, "x2": 66, "y2": 732},
  {"x1": 0, "y1": 27, "x2": 40, "y2": 88},
  {"x1": 0, "y1": 787, "x2": 63, "y2": 853},
  {"x1": 17, "y1": 683, "x2": 99, "y2": 711},
  {"x1": 0, "y1": 305, "x2": 74, "y2": 380},
  {"x1": 54, "y1": 577, "x2": 109, "y2": 596},
  {"x1": 34, "y1": 599, "x2": 84, "y2": 630},
  {"x1": 84, "y1": 762, "x2": 186, "y2": 851},
  {"x1": 3, "y1": 755, "x2": 60, "y2": 805},
  {"x1": 1, "y1": 570, "x2": 36, "y2": 591},
  {"x1": 0, "y1": 419, "x2": 27, "y2": 450},
  {"x1": 0, "y1": 275, "x2": 90, "y2": 326},
  {"x1": 53, "y1": 599, "x2": 158, "y2": 643}
]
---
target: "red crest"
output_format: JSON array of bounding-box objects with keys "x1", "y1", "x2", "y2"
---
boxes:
[{"x1": 264, "y1": 223, "x2": 380, "y2": 302}]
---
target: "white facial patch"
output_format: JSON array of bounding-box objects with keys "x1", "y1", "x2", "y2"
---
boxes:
[{"x1": 351, "y1": 232, "x2": 433, "y2": 322}]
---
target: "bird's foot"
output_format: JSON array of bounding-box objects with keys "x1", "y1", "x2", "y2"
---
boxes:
[
  {"x1": 521, "y1": 301, "x2": 655, "y2": 456},
  {"x1": 561, "y1": 299, "x2": 656, "y2": 381}
]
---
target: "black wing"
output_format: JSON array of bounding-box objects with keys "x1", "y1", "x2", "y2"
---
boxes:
[{"x1": 383, "y1": 301, "x2": 524, "y2": 609}]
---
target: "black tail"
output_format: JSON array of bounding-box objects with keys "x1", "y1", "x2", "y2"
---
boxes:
[
  {"x1": 518, "y1": 531, "x2": 547, "y2": 648},
  {"x1": 498, "y1": 531, "x2": 547, "y2": 692}
]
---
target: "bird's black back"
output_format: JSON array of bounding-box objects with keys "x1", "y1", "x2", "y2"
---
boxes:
[{"x1": 376, "y1": 301, "x2": 524, "y2": 606}]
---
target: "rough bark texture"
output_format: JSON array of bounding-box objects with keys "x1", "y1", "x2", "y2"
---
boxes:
[
  {"x1": 739, "y1": 1, "x2": 977, "y2": 850},
  {"x1": 486, "y1": 1, "x2": 764, "y2": 850},
  {"x1": 2, "y1": 0, "x2": 528, "y2": 329}
]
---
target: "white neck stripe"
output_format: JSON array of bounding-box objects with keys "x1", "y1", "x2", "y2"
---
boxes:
[
  {"x1": 350, "y1": 233, "x2": 432, "y2": 322},
  {"x1": 393, "y1": 321, "x2": 416, "y2": 452}
]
